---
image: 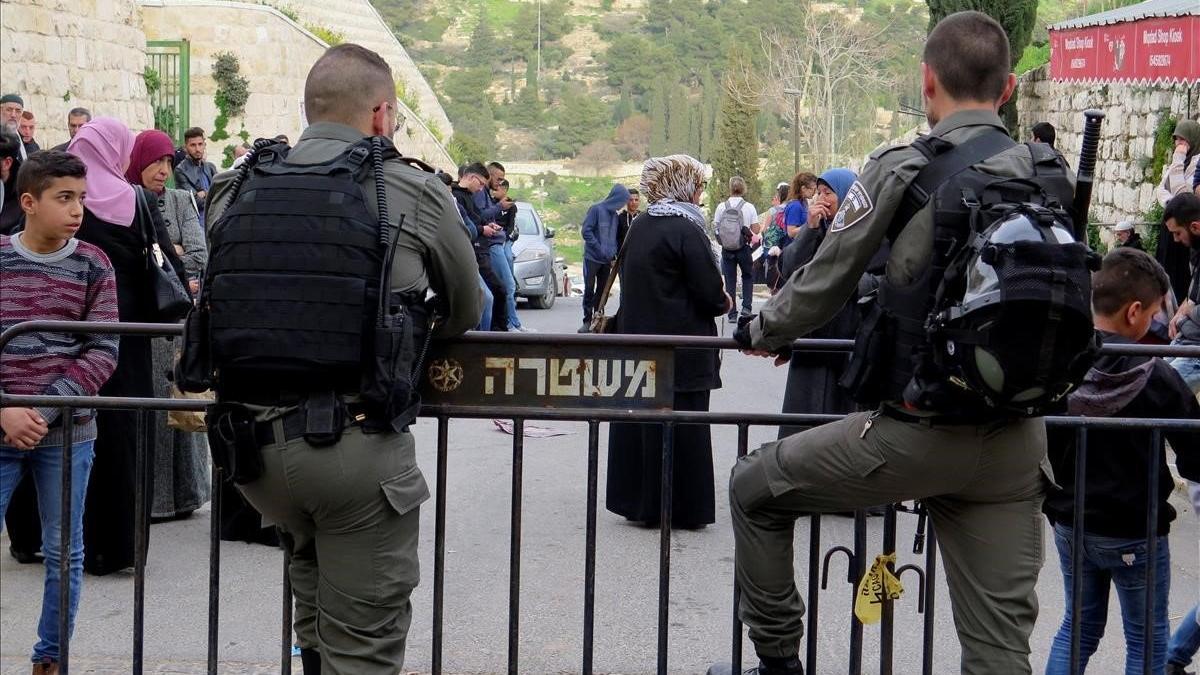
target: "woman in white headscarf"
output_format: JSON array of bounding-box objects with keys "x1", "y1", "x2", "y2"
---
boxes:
[{"x1": 605, "y1": 155, "x2": 731, "y2": 529}]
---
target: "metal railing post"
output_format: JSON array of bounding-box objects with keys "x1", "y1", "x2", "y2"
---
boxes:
[{"x1": 58, "y1": 409, "x2": 74, "y2": 675}]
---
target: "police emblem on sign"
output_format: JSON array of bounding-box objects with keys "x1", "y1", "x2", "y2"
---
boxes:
[{"x1": 830, "y1": 181, "x2": 873, "y2": 233}]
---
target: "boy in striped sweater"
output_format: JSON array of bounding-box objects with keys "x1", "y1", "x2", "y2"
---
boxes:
[{"x1": 0, "y1": 150, "x2": 118, "y2": 674}]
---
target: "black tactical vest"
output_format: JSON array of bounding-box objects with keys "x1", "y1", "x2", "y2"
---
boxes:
[
  {"x1": 203, "y1": 140, "x2": 386, "y2": 403},
  {"x1": 841, "y1": 131, "x2": 1079, "y2": 415}
]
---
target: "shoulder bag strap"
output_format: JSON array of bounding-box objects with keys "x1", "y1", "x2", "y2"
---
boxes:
[
  {"x1": 888, "y1": 129, "x2": 1016, "y2": 241},
  {"x1": 593, "y1": 217, "x2": 636, "y2": 317}
]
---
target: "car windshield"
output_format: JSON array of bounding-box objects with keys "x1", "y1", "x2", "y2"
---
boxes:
[{"x1": 517, "y1": 210, "x2": 540, "y2": 236}]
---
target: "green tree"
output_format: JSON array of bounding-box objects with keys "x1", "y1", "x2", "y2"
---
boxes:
[
  {"x1": 925, "y1": 0, "x2": 1039, "y2": 133},
  {"x1": 666, "y1": 84, "x2": 691, "y2": 154},
  {"x1": 649, "y1": 81, "x2": 669, "y2": 156},
  {"x1": 699, "y1": 71, "x2": 719, "y2": 160},
  {"x1": 709, "y1": 46, "x2": 762, "y2": 206},
  {"x1": 612, "y1": 86, "x2": 634, "y2": 126},
  {"x1": 548, "y1": 88, "x2": 609, "y2": 157}
]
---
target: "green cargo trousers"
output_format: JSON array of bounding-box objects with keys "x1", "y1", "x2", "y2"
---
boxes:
[
  {"x1": 238, "y1": 423, "x2": 430, "y2": 675},
  {"x1": 730, "y1": 410, "x2": 1050, "y2": 675}
]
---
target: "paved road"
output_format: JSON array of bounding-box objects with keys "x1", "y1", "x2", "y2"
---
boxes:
[{"x1": 2, "y1": 294, "x2": 1197, "y2": 674}]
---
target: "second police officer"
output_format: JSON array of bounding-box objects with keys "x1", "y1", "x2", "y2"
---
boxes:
[{"x1": 721, "y1": 11, "x2": 1092, "y2": 675}]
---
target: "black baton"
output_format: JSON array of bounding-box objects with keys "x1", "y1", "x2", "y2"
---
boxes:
[{"x1": 1072, "y1": 109, "x2": 1105, "y2": 243}]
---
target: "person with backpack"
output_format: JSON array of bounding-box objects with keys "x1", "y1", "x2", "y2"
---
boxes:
[
  {"x1": 1042, "y1": 248, "x2": 1200, "y2": 674},
  {"x1": 190, "y1": 44, "x2": 481, "y2": 674},
  {"x1": 719, "y1": 12, "x2": 1094, "y2": 675},
  {"x1": 713, "y1": 176, "x2": 759, "y2": 322}
]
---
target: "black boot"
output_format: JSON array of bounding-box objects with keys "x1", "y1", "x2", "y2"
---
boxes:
[
  {"x1": 707, "y1": 655, "x2": 803, "y2": 675},
  {"x1": 299, "y1": 648, "x2": 321, "y2": 674}
]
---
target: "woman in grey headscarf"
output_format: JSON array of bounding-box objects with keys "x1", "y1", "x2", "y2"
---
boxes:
[{"x1": 605, "y1": 155, "x2": 731, "y2": 529}]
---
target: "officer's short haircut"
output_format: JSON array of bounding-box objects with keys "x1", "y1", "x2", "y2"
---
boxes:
[
  {"x1": 729, "y1": 176, "x2": 747, "y2": 195},
  {"x1": 16, "y1": 150, "x2": 86, "y2": 199},
  {"x1": 183, "y1": 127, "x2": 205, "y2": 141},
  {"x1": 1032, "y1": 122, "x2": 1056, "y2": 148},
  {"x1": 924, "y1": 11, "x2": 1011, "y2": 103},
  {"x1": 304, "y1": 43, "x2": 395, "y2": 126},
  {"x1": 488, "y1": 161, "x2": 506, "y2": 173},
  {"x1": 67, "y1": 107, "x2": 91, "y2": 121},
  {"x1": 1164, "y1": 193, "x2": 1200, "y2": 228},
  {"x1": 1091, "y1": 248, "x2": 1170, "y2": 316}
]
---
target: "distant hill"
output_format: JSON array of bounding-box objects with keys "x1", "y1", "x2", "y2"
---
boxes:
[{"x1": 370, "y1": 0, "x2": 1136, "y2": 164}]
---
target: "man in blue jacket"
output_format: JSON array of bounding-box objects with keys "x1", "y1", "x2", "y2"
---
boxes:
[{"x1": 580, "y1": 184, "x2": 631, "y2": 332}]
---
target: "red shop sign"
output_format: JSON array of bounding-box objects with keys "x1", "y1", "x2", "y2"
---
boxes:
[{"x1": 1051, "y1": 15, "x2": 1199, "y2": 83}]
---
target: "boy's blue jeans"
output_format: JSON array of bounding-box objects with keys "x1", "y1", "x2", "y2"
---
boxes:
[
  {"x1": 1045, "y1": 524, "x2": 1170, "y2": 675},
  {"x1": 0, "y1": 439, "x2": 95, "y2": 663},
  {"x1": 1168, "y1": 604, "x2": 1200, "y2": 667}
]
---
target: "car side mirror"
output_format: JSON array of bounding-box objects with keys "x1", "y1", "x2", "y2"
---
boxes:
[{"x1": 545, "y1": 227, "x2": 555, "y2": 239}]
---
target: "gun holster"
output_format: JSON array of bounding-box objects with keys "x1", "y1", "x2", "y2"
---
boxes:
[
  {"x1": 302, "y1": 391, "x2": 345, "y2": 447},
  {"x1": 207, "y1": 403, "x2": 265, "y2": 485}
]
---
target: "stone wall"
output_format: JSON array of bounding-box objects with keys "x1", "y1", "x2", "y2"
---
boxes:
[
  {"x1": 282, "y1": 0, "x2": 454, "y2": 142},
  {"x1": 139, "y1": 0, "x2": 454, "y2": 169},
  {"x1": 1017, "y1": 66, "x2": 1200, "y2": 224},
  {"x1": 0, "y1": 0, "x2": 152, "y2": 147},
  {"x1": 140, "y1": 0, "x2": 324, "y2": 160}
]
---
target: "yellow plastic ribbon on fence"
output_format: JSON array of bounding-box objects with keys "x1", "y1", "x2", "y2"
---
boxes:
[{"x1": 854, "y1": 553, "x2": 904, "y2": 625}]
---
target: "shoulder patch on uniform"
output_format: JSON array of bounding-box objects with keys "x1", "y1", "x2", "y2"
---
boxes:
[{"x1": 829, "y1": 181, "x2": 873, "y2": 233}]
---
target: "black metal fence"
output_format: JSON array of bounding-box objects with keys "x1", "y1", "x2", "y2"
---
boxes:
[{"x1": 1, "y1": 321, "x2": 1197, "y2": 674}]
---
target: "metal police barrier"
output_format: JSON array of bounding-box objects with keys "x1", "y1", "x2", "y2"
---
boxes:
[{"x1": 2, "y1": 320, "x2": 1198, "y2": 675}]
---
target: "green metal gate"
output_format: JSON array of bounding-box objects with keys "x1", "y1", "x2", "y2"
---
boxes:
[{"x1": 145, "y1": 40, "x2": 191, "y2": 145}]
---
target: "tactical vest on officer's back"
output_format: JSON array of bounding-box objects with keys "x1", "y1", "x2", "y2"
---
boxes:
[{"x1": 841, "y1": 130, "x2": 1099, "y2": 418}]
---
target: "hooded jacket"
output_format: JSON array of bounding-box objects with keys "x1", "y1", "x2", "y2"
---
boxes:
[
  {"x1": 582, "y1": 184, "x2": 631, "y2": 263},
  {"x1": 1044, "y1": 332, "x2": 1200, "y2": 538},
  {"x1": 1158, "y1": 119, "x2": 1200, "y2": 207}
]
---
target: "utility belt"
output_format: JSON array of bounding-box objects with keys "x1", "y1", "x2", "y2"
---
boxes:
[
  {"x1": 206, "y1": 392, "x2": 376, "y2": 485},
  {"x1": 878, "y1": 405, "x2": 1002, "y2": 427}
]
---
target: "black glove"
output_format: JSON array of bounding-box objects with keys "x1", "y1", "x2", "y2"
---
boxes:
[{"x1": 732, "y1": 315, "x2": 755, "y2": 350}]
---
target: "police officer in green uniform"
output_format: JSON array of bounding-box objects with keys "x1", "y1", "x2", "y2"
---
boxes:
[
  {"x1": 202, "y1": 45, "x2": 481, "y2": 674},
  {"x1": 716, "y1": 12, "x2": 1063, "y2": 675}
]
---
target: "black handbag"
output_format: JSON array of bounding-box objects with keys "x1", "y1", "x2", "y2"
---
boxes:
[{"x1": 135, "y1": 187, "x2": 193, "y2": 322}]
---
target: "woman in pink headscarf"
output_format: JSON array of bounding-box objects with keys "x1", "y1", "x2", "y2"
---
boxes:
[
  {"x1": 70, "y1": 117, "x2": 187, "y2": 575},
  {"x1": 126, "y1": 129, "x2": 210, "y2": 522}
]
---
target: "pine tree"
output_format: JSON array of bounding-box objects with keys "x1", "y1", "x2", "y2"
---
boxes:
[
  {"x1": 924, "y1": 0, "x2": 1038, "y2": 134},
  {"x1": 666, "y1": 84, "x2": 691, "y2": 155},
  {"x1": 709, "y1": 46, "x2": 762, "y2": 206},
  {"x1": 613, "y1": 86, "x2": 634, "y2": 126},
  {"x1": 700, "y1": 71, "x2": 719, "y2": 160},
  {"x1": 649, "y1": 81, "x2": 669, "y2": 156}
]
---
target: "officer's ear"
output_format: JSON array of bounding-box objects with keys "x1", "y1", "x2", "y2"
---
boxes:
[
  {"x1": 920, "y1": 62, "x2": 937, "y2": 102},
  {"x1": 995, "y1": 73, "x2": 1018, "y2": 108}
]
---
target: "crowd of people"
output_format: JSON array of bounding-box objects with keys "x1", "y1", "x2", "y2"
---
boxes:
[{"x1": 1, "y1": 12, "x2": 1200, "y2": 675}]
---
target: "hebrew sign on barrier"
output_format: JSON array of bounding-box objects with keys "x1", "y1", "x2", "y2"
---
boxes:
[{"x1": 420, "y1": 343, "x2": 675, "y2": 410}]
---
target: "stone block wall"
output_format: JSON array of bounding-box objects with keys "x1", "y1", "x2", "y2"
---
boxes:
[
  {"x1": 1017, "y1": 66, "x2": 1200, "y2": 224},
  {"x1": 140, "y1": 0, "x2": 325, "y2": 162},
  {"x1": 0, "y1": 0, "x2": 152, "y2": 147},
  {"x1": 283, "y1": 0, "x2": 454, "y2": 140},
  {"x1": 139, "y1": 0, "x2": 453, "y2": 169}
]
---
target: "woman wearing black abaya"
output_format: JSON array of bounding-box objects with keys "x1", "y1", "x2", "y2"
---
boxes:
[
  {"x1": 69, "y1": 118, "x2": 187, "y2": 575},
  {"x1": 605, "y1": 155, "x2": 731, "y2": 529}
]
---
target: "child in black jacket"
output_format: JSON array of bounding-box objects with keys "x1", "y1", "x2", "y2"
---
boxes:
[{"x1": 1044, "y1": 247, "x2": 1200, "y2": 674}]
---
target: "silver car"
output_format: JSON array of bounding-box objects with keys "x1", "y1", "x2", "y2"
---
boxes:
[{"x1": 510, "y1": 201, "x2": 559, "y2": 309}]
